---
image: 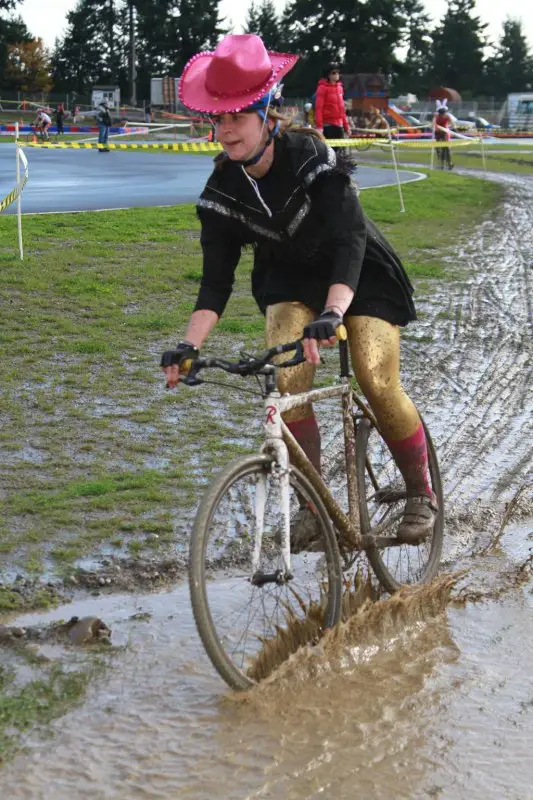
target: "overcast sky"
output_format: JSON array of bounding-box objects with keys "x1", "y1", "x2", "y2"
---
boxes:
[{"x1": 19, "y1": 0, "x2": 533, "y2": 51}]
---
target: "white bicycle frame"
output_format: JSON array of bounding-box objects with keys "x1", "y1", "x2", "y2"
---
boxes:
[{"x1": 251, "y1": 380, "x2": 362, "y2": 578}]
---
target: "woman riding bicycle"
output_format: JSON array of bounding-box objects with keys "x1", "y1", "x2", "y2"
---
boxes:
[
  {"x1": 161, "y1": 34, "x2": 438, "y2": 546},
  {"x1": 433, "y1": 99, "x2": 454, "y2": 170}
]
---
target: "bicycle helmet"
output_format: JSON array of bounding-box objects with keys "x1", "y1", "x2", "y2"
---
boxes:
[{"x1": 231, "y1": 84, "x2": 285, "y2": 167}]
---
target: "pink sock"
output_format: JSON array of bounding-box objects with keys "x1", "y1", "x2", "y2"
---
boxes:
[
  {"x1": 385, "y1": 423, "x2": 432, "y2": 497},
  {"x1": 286, "y1": 414, "x2": 321, "y2": 474}
]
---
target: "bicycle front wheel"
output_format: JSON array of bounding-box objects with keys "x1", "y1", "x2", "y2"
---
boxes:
[
  {"x1": 356, "y1": 417, "x2": 444, "y2": 593},
  {"x1": 189, "y1": 454, "x2": 343, "y2": 690}
]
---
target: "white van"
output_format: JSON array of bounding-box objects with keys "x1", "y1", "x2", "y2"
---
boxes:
[{"x1": 505, "y1": 93, "x2": 533, "y2": 130}]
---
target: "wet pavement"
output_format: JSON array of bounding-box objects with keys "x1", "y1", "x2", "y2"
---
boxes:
[
  {"x1": 0, "y1": 145, "x2": 424, "y2": 214},
  {"x1": 0, "y1": 172, "x2": 532, "y2": 797}
]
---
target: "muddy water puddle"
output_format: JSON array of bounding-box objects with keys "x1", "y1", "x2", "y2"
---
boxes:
[{"x1": 1, "y1": 561, "x2": 532, "y2": 799}]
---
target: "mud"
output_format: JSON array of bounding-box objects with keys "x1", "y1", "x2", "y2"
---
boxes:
[{"x1": 0, "y1": 172, "x2": 532, "y2": 797}]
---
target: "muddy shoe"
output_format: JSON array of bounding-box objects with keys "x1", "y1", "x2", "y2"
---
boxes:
[
  {"x1": 290, "y1": 508, "x2": 323, "y2": 554},
  {"x1": 397, "y1": 495, "x2": 438, "y2": 545}
]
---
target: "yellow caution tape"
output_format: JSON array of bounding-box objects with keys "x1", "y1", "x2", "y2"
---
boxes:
[
  {"x1": 19, "y1": 136, "x2": 482, "y2": 153},
  {"x1": 0, "y1": 145, "x2": 28, "y2": 213},
  {"x1": 20, "y1": 141, "x2": 223, "y2": 152}
]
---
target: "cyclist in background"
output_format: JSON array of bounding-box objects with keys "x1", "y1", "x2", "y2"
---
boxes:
[
  {"x1": 34, "y1": 108, "x2": 51, "y2": 141},
  {"x1": 434, "y1": 100, "x2": 454, "y2": 170},
  {"x1": 161, "y1": 34, "x2": 439, "y2": 546}
]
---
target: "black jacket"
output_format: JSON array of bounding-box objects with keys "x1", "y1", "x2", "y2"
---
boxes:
[
  {"x1": 97, "y1": 107, "x2": 112, "y2": 127},
  {"x1": 195, "y1": 132, "x2": 416, "y2": 325}
]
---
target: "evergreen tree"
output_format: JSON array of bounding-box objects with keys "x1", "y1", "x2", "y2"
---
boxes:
[
  {"x1": 282, "y1": 0, "x2": 407, "y2": 95},
  {"x1": 431, "y1": 0, "x2": 487, "y2": 94},
  {"x1": 50, "y1": 0, "x2": 126, "y2": 94},
  {"x1": 134, "y1": 0, "x2": 224, "y2": 101},
  {"x1": 395, "y1": 0, "x2": 433, "y2": 94},
  {"x1": 0, "y1": 0, "x2": 32, "y2": 86},
  {"x1": 487, "y1": 18, "x2": 533, "y2": 95},
  {"x1": 244, "y1": 0, "x2": 282, "y2": 51}
]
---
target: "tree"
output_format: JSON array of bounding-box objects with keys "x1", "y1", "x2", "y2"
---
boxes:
[
  {"x1": 487, "y1": 18, "x2": 533, "y2": 95},
  {"x1": 395, "y1": 0, "x2": 433, "y2": 94},
  {"x1": 431, "y1": 0, "x2": 487, "y2": 95},
  {"x1": 132, "y1": 0, "x2": 224, "y2": 102},
  {"x1": 0, "y1": 0, "x2": 32, "y2": 86},
  {"x1": 52, "y1": 0, "x2": 225, "y2": 100},
  {"x1": 5, "y1": 38, "x2": 52, "y2": 92},
  {"x1": 281, "y1": 0, "x2": 408, "y2": 96},
  {"x1": 244, "y1": 1, "x2": 282, "y2": 51},
  {"x1": 51, "y1": 0, "x2": 127, "y2": 94}
]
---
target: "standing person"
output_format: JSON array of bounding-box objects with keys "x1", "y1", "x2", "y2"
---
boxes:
[
  {"x1": 96, "y1": 101, "x2": 112, "y2": 152},
  {"x1": 303, "y1": 101, "x2": 314, "y2": 127},
  {"x1": 369, "y1": 105, "x2": 389, "y2": 132},
  {"x1": 433, "y1": 99, "x2": 454, "y2": 170},
  {"x1": 144, "y1": 103, "x2": 152, "y2": 124},
  {"x1": 314, "y1": 62, "x2": 350, "y2": 142},
  {"x1": 161, "y1": 34, "x2": 438, "y2": 545},
  {"x1": 55, "y1": 103, "x2": 65, "y2": 137}
]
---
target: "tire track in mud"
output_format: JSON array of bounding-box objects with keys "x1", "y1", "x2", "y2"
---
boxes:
[{"x1": 402, "y1": 172, "x2": 532, "y2": 558}]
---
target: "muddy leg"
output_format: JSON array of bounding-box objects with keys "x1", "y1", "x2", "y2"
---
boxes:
[
  {"x1": 265, "y1": 302, "x2": 321, "y2": 473},
  {"x1": 345, "y1": 315, "x2": 432, "y2": 497}
]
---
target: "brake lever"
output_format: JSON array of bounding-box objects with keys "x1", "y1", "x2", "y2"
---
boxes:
[{"x1": 276, "y1": 341, "x2": 305, "y2": 368}]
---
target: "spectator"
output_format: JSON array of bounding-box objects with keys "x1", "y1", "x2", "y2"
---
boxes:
[
  {"x1": 55, "y1": 103, "x2": 65, "y2": 137},
  {"x1": 314, "y1": 62, "x2": 350, "y2": 143},
  {"x1": 303, "y1": 101, "x2": 314, "y2": 127},
  {"x1": 144, "y1": 103, "x2": 152, "y2": 124},
  {"x1": 369, "y1": 105, "x2": 389, "y2": 131},
  {"x1": 96, "y1": 101, "x2": 112, "y2": 152}
]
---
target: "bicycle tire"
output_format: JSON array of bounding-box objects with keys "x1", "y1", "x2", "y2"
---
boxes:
[
  {"x1": 189, "y1": 454, "x2": 343, "y2": 690},
  {"x1": 356, "y1": 417, "x2": 444, "y2": 593}
]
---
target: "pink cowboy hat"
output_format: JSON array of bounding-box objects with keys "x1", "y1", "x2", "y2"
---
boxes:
[{"x1": 178, "y1": 34, "x2": 299, "y2": 114}]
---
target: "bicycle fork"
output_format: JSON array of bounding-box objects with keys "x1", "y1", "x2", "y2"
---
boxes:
[{"x1": 251, "y1": 391, "x2": 293, "y2": 587}]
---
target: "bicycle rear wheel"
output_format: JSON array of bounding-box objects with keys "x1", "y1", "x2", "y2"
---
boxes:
[
  {"x1": 189, "y1": 454, "x2": 343, "y2": 690},
  {"x1": 356, "y1": 417, "x2": 444, "y2": 593}
]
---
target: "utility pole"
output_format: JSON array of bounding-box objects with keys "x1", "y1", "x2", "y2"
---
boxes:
[{"x1": 129, "y1": 0, "x2": 137, "y2": 107}]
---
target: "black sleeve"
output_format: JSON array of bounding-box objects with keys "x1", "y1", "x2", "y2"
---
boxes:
[
  {"x1": 312, "y1": 173, "x2": 367, "y2": 292},
  {"x1": 194, "y1": 211, "x2": 242, "y2": 317}
]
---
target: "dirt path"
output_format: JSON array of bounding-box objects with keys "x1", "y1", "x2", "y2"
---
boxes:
[{"x1": 404, "y1": 171, "x2": 532, "y2": 560}]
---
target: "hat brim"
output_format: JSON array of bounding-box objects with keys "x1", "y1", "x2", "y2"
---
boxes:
[{"x1": 178, "y1": 51, "x2": 299, "y2": 114}]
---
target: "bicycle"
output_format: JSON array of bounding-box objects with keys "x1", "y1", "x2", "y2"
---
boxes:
[
  {"x1": 22, "y1": 126, "x2": 62, "y2": 145},
  {"x1": 185, "y1": 328, "x2": 444, "y2": 689},
  {"x1": 434, "y1": 136, "x2": 453, "y2": 170}
]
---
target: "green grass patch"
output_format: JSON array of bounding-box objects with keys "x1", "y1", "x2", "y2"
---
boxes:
[
  {"x1": 356, "y1": 144, "x2": 533, "y2": 175},
  {"x1": 0, "y1": 664, "x2": 93, "y2": 763}
]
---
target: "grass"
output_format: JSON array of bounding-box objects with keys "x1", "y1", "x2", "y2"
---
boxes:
[
  {"x1": 0, "y1": 168, "x2": 503, "y2": 578},
  {"x1": 0, "y1": 662, "x2": 95, "y2": 763},
  {"x1": 355, "y1": 142, "x2": 533, "y2": 174}
]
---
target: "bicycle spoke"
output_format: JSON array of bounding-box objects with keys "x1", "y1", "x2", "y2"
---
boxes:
[{"x1": 197, "y1": 461, "x2": 339, "y2": 683}]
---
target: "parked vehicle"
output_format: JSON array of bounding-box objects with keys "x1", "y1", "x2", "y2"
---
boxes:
[{"x1": 504, "y1": 93, "x2": 533, "y2": 130}]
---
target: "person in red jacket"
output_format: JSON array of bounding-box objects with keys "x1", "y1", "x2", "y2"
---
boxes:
[{"x1": 314, "y1": 62, "x2": 350, "y2": 142}]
